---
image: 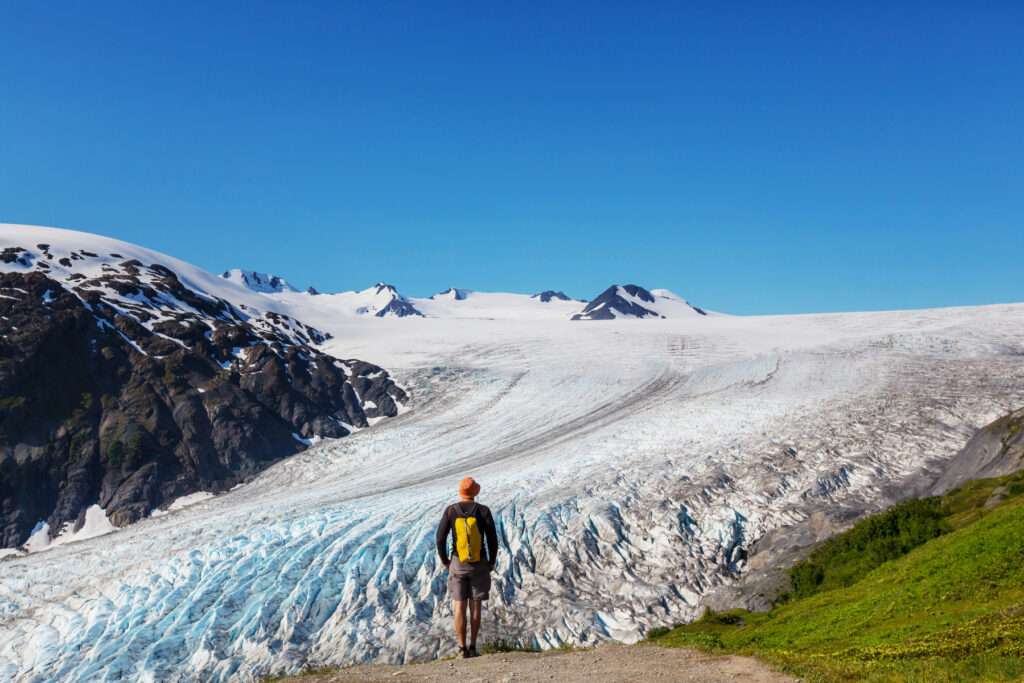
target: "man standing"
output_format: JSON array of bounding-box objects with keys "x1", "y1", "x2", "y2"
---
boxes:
[{"x1": 436, "y1": 477, "x2": 499, "y2": 658}]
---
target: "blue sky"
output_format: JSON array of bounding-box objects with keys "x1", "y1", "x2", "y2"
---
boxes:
[{"x1": 1, "y1": 2, "x2": 1021, "y2": 315}]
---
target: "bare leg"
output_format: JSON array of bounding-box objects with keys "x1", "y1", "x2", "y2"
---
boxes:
[
  {"x1": 469, "y1": 599, "x2": 482, "y2": 647},
  {"x1": 454, "y1": 599, "x2": 468, "y2": 648}
]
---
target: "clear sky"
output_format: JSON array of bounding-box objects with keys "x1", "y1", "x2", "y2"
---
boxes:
[{"x1": 1, "y1": 2, "x2": 1021, "y2": 315}]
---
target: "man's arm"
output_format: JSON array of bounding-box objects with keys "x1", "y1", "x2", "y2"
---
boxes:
[
  {"x1": 483, "y1": 508, "x2": 499, "y2": 568},
  {"x1": 435, "y1": 506, "x2": 451, "y2": 566}
]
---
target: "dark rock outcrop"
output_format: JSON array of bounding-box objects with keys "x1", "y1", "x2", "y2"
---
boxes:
[
  {"x1": 0, "y1": 260, "x2": 407, "y2": 548},
  {"x1": 431, "y1": 287, "x2": 469, "y2": 301},
  {"x1": 364, "y1": 283, "x2": 423, "y2": 318},
  {"x1": 375, "y1": 298, "x2": 422, "y2": 318},
  {"x1": 928, "y1": 407, "x2": 1024, "y2": 495},
  {"x1": 532, "y1": 290, "x2": 571, "y2": 303},
  {"x1": 572, "y1": 285, "x2": 661, "y2": 320},
  {"x1": 220, "y1": 269, "x2": 298, "y2": 293}
]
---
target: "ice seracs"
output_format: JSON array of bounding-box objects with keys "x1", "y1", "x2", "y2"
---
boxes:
[
  {"x1": 8, "y1": 223, "x2": 1024, "y2": 683},
  {"x1": 3, "y1": 287, "x2": 1024, "y2": 682}
]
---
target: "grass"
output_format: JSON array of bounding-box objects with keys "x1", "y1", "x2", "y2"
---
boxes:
[{"x1": 646, "y1": 469, "x2": 1024, "y2": 682}]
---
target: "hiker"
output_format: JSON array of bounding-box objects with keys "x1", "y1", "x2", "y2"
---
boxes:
[{"x1": 436, "y1": 476, "x2": 499, "y2": 658}]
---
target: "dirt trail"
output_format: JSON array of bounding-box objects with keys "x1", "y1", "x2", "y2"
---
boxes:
[{"x1": 275, "y1": 644, "x2": 798, "y2": 682}]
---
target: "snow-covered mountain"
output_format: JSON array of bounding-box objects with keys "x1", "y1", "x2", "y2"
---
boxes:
[
  {"x1": 220, "y1": 268, "x2": 299, "y2": 293},
  {"x1": 352, "y1": 282, "x2": 424, "y2": 318},
  {"x1": 572, "y1": 284, "x2": 708, "y2": 320},
  {"x1": 248, "y1": 285, "x2": 588, "y2": 321},
  {"x1": 223, "y1": 281, "x2": 707, "y2": 322},
  {"x1": 3, "y1": 223, "x2": 1024, "y2": 683},
  {"x1": 431, "y1": 287, "x2": 469, "y2": 301},
  {"x1": 531, "y1": 290, "x2": 577, "y2": 303},
  {"x1": 411, "y1": 289, "x2": 584, "y2": 320},
  {"x1": 0, "y1": 224, "x2": 407, "y2": 552}
]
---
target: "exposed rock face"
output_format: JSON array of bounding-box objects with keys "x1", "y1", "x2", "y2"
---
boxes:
[
  {"x1": 531, "y1": 290, "x2": 572, "y2": 303},
  {"x1": 432, "y1": 287, "x2": 469, "y2": 301},
  {"x1": 571, "y1": 284, "x2": 709, "y2": 320},
  {"x1": 357, "y1": 283, "x2": 424, "y2": 318},
  {"x1": 220, "y1": 269, "x2": 298, "y2": 293},
  {"x1": 375, "y1": 298, "x2": 422, "y2": 318},
  {"x1": 928, "y1": 407, "x2": 1024, "y2": 495},
  {"x1": 572, "y1": 284, "x2": 661, "y2": 320},
  {"x1": 0, "y1": 257, "x2": 407, "y2": 548}
]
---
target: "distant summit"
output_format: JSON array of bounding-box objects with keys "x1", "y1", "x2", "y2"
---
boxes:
[
  {"x1": 572, "y1": 284, "x2": 660, "y2": 320},
  {"x1": 355, "y1": 283, "x2": 424, "y2": 318},
  {"x1": 572, "y1": 285, "x2": 709, "y2": 320},
  {"x1": 532, "y1": 290, "x2": 574, "y2": 303},
  {"x1": 431, "y1": 287, "x2": 470, "y2": 301},
  {"x1": 221, "y1": 269, "x2": 298, "y2": 293}
]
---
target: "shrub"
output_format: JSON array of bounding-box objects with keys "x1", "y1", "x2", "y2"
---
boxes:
[
  {"x1": 646, "y1": 626, "x2": 671, "y2": 639},
  {"x1": 697, "y1": 607, "x2": 743, "y2": 625},
  {"x1": 785, "y1": 496, "x2": 949, "y2": 599},
  {"x1": 479, "y1": 639, "x2": 539, "y2": 654},
  {"x1": 788, "y1": 561, "x2": 825, "y2": 599}
]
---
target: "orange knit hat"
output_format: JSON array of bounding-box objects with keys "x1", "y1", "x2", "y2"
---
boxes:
[{"x1": 459, "y1": 477, "x2": 481, "y2": 500}]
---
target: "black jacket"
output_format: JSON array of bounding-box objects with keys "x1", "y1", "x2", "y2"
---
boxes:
[{"x1": 436, "y1": 500, "x2": 499, "y2": 566}]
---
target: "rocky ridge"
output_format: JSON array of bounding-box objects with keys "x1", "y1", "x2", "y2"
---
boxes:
[
  {"x1": 356, "y1": 283, "x2": 424, "y2": 318},
  {"x1": 0, "y1": 238, "x2": 407, "y2": 549},
  {"x1": 220, "y1": 268, "x2": 300, "y2": 293},
  {"x1": 532, "y1": 290, "x2": 575, "y2": 303},
  {"x1": 572, "y1": 284, "x2": 708, "y2": 320}
]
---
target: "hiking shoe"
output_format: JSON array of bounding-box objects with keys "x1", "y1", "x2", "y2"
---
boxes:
[
  {"x1": 467, "y1": 645, "x2": 479, "y2": 658},
  {"x1": 458, "y1": 646, "x2": 469, "y2": 658}
]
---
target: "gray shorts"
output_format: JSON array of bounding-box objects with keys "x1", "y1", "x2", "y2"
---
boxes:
[{"x1": 447, "y1": 559, "x2": 491, "y2": 601}]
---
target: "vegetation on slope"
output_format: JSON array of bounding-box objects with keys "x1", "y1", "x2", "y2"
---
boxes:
[{"x1": 647, "y1": 469, "x2": 1024, "y2": 682}]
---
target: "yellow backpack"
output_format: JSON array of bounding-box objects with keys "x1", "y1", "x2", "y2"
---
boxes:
[{"x1": 450, "y1": 503, "x2": 483, "y2": 563}]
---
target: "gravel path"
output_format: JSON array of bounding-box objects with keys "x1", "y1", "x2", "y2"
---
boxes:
[{"x1": 275, "y1": 644, "x2": 798, "y2": 682}]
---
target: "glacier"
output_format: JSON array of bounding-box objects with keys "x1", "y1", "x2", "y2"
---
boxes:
[{"x1": 2, "y1": 235, "x2": 1024, "y2": 680}]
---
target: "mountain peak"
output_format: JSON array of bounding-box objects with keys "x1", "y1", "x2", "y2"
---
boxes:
[
  {"x1": 431, "y1": 287, "x2": 470, "y2": 301},
  {"x1": 531, "y1": 290, "x2": 572, "y2": 303},
  {"x1": 363, "y1": 282, "x2": 399, "y2": 295},
  {"x1": 221, "y1": 269, "x2": 298, "y2": 293},
  {"x1": 354, "y1": 282, "x2": 423, "y2": 317},
  {"x1": 571, "y1": 284, "x2": 708, "y2": 320}
]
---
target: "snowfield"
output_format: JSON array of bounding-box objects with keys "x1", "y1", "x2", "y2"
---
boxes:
[{"x1": 2, "y1": 226, "x2": 1024, "y2": 682}]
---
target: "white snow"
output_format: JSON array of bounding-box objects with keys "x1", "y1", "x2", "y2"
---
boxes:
[
  {"x1": 16, "y1": 506, "x2": 117, "y2": 556},
  {"x1": 220, "y1": 269, "x2": 299, "y2": 293},
  {"x1": 412, "y1": 290, "x2": 583, "y2": 320},
  {"x1": 151, "y1": 492, "x2": 216, "y2": 517},
  {"x1": 2, "y1": 223, "x2": 1024, "y2": 682}
]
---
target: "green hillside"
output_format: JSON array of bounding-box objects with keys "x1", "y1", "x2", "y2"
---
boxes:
[{"x1": 647, "y1": 470, "x2": 1024, "y2": 682}]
